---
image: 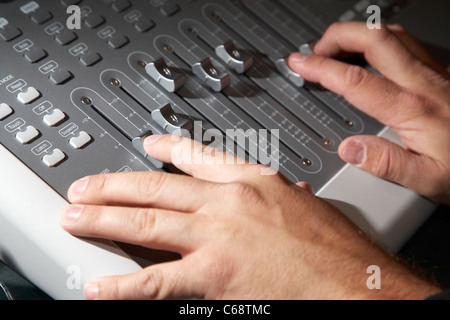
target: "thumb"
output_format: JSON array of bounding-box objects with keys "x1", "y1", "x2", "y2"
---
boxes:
[{"x1": 338, "y1": 136, "x2": 441, "y2": 198}]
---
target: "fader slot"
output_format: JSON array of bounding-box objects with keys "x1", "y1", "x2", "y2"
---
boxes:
[
  {"x1": 76, "y1": 92, "x2": 141, "y2": 141},
  {"x1": 204, "y1": 3, "x2": 291, "y2": 64},
  {"x1": 136, "y1": 49, "x2": 315, "y2": 182},
  {"x1": 203, "y1": 3, "x2": 368, "y2": 135},
  {"x1": 127, "y1": 52, "x2": 256, "y2": 164},
  {"x1": 153, "y1": 35, "x2": 323, "y2": 176},
  {"x1": 157, "y1": 33, "x2": 331, "y2": 157},
  {"x1": 275, "y1": 0, "x2": 329, "y2": 34},
  {"x1": 101, "y1": 70, "x2": 158, "y2": 128},
  {"x1": 70, "y1": 88, "x2": 166, "y2": 170},
  {"x1": 183, "y1": 18, "x2": 348, "y2": 148},
  {"x1": 128, "y1": 53, "x2": 218, "y2": 136},
  {"x1": 235, "y1": 0, "x2": 318, "y2": 50}
]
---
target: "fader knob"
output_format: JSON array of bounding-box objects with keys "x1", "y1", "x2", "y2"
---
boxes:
[
  {"x1": 192, "y1": 58, "x2": 230, "y2": 92},
  {"x1": 299, "y1": 42, "x2": 314, "y2": 55},
  {"x1": 145, "y1": 58, "x2": 186, "y2": 92},
  {"x1": 275, "y1": 58, "x2": 305, "y2": 88},
  {"x1": 132, "y1": 131, "x2": 164, "y2": 169},
  {"x1": 151, "y1": 103, "x2": 193, "y2": 134},
  {"x1": 215, "y1": 41, "x2": 253, "y2": 74}
]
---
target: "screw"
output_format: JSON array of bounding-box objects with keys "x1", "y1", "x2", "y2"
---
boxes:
[
  {"x1": 211, "y1": 11, "x2": 220, "y2": 20},
  {"x1": 231, "y1": 49, "x2": 241, "y2": 59},
  {"x1": 209, "y1": 67, "x2": 218, "y2": 76},
  {"x1": 324, "y1": 139, "x2": 333, "y2": 147},
  {"x1": 163, "y1": 43, "x2": 173, "y2": 51},
  {"x1": 163, "y1": 67, "x2": 172, "y2": 77},
  {"x1": 137, "y1": 60, "x2": 147, "y2": 68},
  {"x1": 303, "y1": 159, "x2": 312, "y2": 166},
  {"x1": 110, "y1": 78, "x2": 120, "y2": 86},
  {"x1": 81, "y1": 97, "x2": 92, "y2": 105},
  {"x1": 346, "y1": 120, "x2": 354, "y2": 127}
]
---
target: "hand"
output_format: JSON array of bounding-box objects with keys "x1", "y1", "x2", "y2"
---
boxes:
[
  {"x1": 60, "y1": 135, "x2": 440, "y2": 300},
  {"x1": 288, "y1": 22, "x2": 450, "y2": 205}
]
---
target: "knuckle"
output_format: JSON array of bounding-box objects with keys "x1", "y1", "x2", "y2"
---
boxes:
[
  {"x1": 93, "y1": 174, "x2": 110, "y2": 197},
  {"x1": 137, "y1": 172, "x2": 166, "y2": 203},
  {"x1": 132, "y1": 208, "x2": 158, "y2": 244},
  {"x1": 108, "y1": 278, "x2": 122, "y2": 300},
  {"x1": 370, "y1": 146, "x2": 403, "y2": 182},
  {"x1": 225, "y1": 182, "x2": 265, "y2": 206},
  {"x1": 371, "y1": 148, "x2": 392, "y2": 179},
  {"x1": 344, "y1": 65, "x2": 368, "y2": 90},
  {"x1": 200, "y1": 250, "x2": 232, "y2": 296},
  {"x1": 401, "y1": 92, "x2": 436, "y2": 118},
  {"x1": 139, "y1": 269, "x2": 164, "y2": 300}
]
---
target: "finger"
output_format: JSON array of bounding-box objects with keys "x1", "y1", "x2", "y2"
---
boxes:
[
  {"x1": 144, "y1": 134, "x2": 264, "y2": 183},
  {"x1": 84, "y1": 259, "x2": 204, "y2": 300},
  {"x1": 313, "y1": 22, "x2": 425, "y2": 87},
  {"x1": 295, "y1": 182, "x2": 314, "y2": 194},
  {"x1": 338, "y1": 135, "x2": 444, "y2": 197},
  {"x1": 67, "y1": 171, "x2": 215, "y2": 213},
  {"x1": 61, "y1": 205, "x2": 203, "y2": 253},
  {"x1": 288, "y1": 52, "x2": 416, "y2": 127}
]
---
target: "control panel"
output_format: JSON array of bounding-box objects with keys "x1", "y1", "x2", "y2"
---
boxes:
[
  {"x1": 1, "y1": 0, "x2": 444, "y2": 300},
  {"x1": 0, "y1": 0, "x2": 388, "y2": 199}
]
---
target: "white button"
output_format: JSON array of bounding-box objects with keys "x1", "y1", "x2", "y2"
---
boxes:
[
  {"x1": 69, "y1": 131, "x2": 92, "y2": 149},
  {"x1": 43, "y1": 149, "x2": 66, "y2": 167},
  {"x1": 16, "y1": 126, "x2": 40, "y2": 144},
  {"x1": 43, "y1": 109, "x2": 66, "y2": 127},
  {"x1": 17, "y1": 87, "x2": 41, "y2": 105},
  {"x1": 0, "y1": 103, "x2": 13, "y2": 120}
]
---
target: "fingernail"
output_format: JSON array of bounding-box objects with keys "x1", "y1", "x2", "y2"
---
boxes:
[
  {"x1": 63, "y1": 205, "x2": 83, "y2": 223},
  {"x1": 341, "y1": 140, "x2": 366, "y2": 166},
  {"x1": 289, "y1": 52, "x2": 308, "y2": 65},
  {"x1": 144, "y1": 134, "x2": 163, "y2": 147},
  {"x1": 84, "y1": 283, "x2": 99, "y2": 300},
  {"x1": 70, "y1": 177, "x2": 89, "y2": 196}
]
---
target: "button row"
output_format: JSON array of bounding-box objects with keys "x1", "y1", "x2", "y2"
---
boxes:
[
  {"x1": 1, "y1": 98, "x2": 93, "y2": 168},
  {"x1": 0, "y1": 15, "x2": 74, "y2": 86},
  {"x1": 0, "y1": 22, "x2": 75, "y2": 85}
]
